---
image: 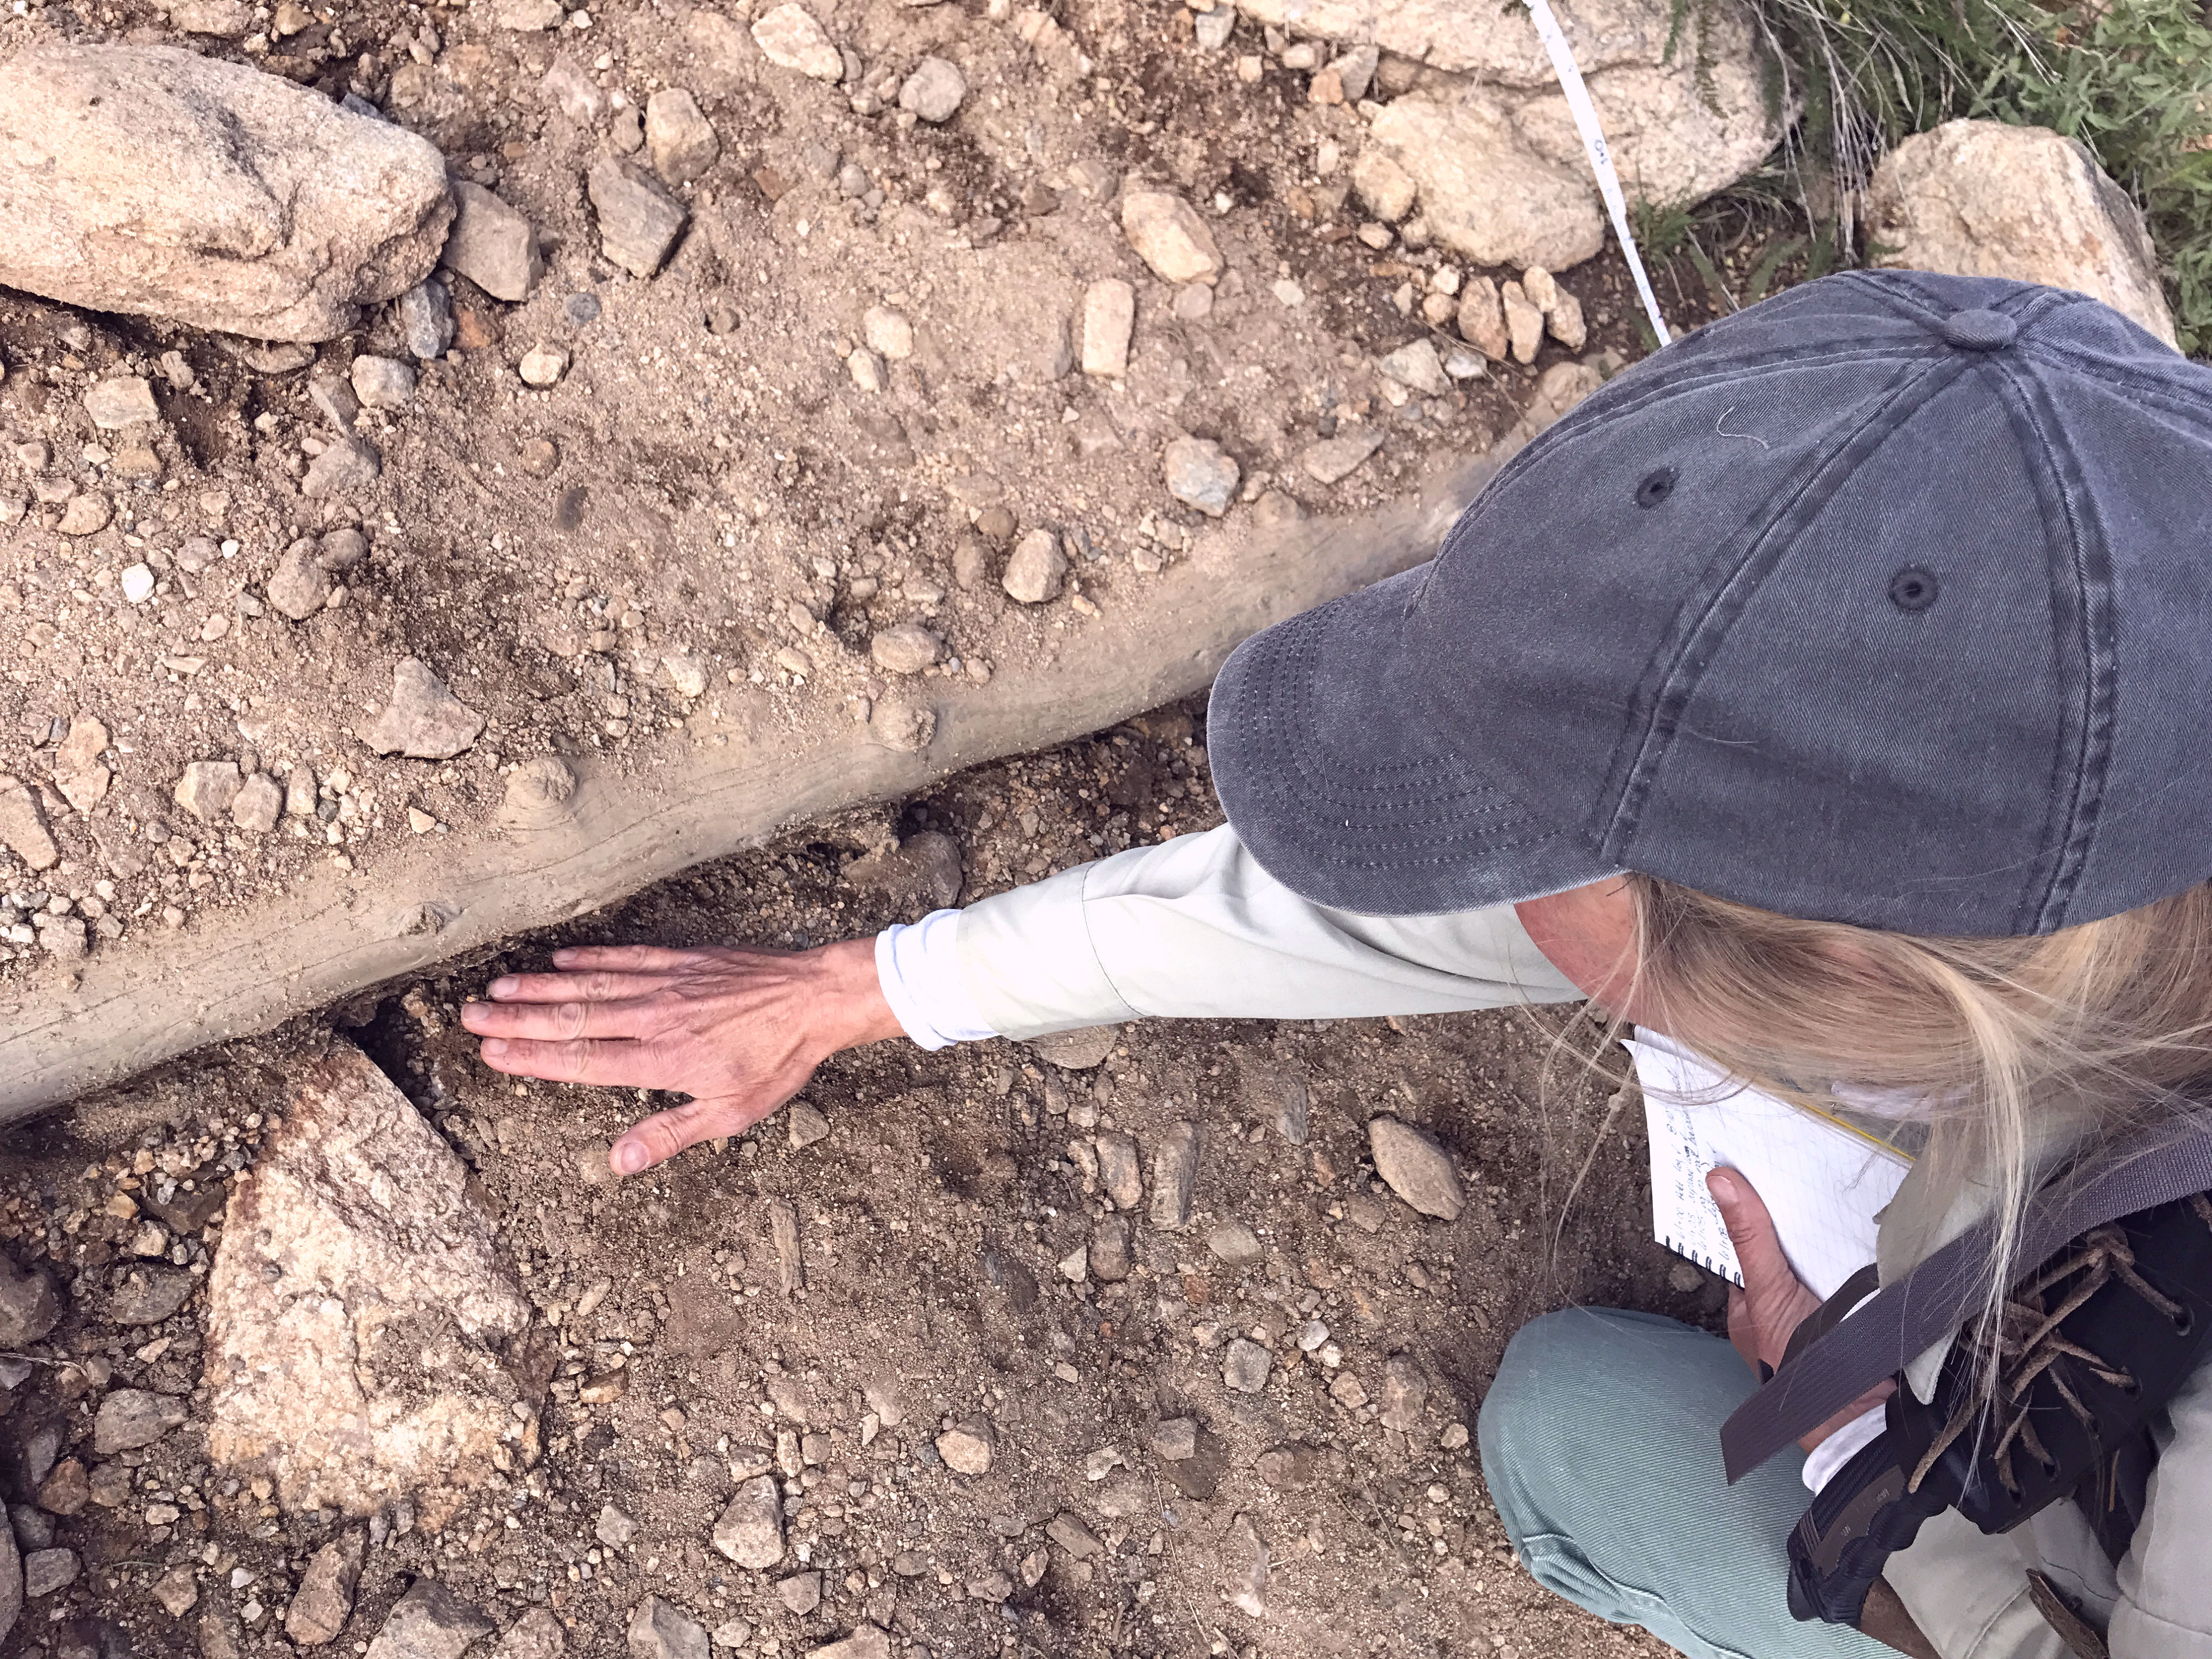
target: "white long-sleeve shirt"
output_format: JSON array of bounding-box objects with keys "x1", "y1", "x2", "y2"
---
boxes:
[{"x1": 872, "y1": 823, "x2": 2211, "y2": 1659}]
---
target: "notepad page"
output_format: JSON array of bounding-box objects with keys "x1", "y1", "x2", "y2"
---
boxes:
[{"x1": 1627, "y1": 1035, "x2": 1912, "y2": 1300}]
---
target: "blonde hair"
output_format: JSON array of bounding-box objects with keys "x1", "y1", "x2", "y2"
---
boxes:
[{"x1": 1621, "y1": 875, "x2": 2212, "y2": 1320}]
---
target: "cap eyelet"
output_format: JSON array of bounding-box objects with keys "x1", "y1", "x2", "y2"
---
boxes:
[
  {"x1": 1888, "y1": 567, "x2": 1939, "y2": 613},
  {"x1": 1634, "y1": 468, "x2": 1678, "y2": 509}
]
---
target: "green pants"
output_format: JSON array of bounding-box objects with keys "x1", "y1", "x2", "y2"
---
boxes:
[{"x1": 1478, "y1": 1307, "x2": 1895, "y2": 1659}]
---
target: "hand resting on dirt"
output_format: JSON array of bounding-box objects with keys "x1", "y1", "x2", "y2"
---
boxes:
[
  {"x1": 459, "y1": 941, "x2": 903, "y2": 1176},
  {"x1": 1708, "y1": 1167, "x2": 1896, "y2": 1452}
]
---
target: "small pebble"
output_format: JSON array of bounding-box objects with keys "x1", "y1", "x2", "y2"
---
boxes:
[
  {"x1": 518, "y1": 344, "x2": 569, "y2": 387},
  {"x1": 899, "y1": 56, "x2": 967, "y2": 123}
]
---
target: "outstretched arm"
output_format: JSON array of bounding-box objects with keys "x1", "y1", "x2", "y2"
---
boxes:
[{"x1": 464, "y1": 823, "x2": 1589, "y2": 1176}]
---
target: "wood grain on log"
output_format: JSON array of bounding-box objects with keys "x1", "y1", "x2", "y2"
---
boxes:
[{"x1": 0, "y1": 457, "x2": 1499, "y2": 1117}]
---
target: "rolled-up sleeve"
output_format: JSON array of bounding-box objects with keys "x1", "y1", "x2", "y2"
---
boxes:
[{"x1": 952, "y1": 823, "x2": 1584, "y2": 1038}]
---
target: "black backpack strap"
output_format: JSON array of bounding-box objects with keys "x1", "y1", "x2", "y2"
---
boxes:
[
  {"x1": 1783, "y1": 1263, "x2": 1883, "y2": 1370},
  {"x1": 1723, "y1": 1120, "x2": 2212, "y2": 1482}
]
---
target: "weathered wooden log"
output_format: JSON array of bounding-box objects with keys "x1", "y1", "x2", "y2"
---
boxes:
[{"x1": 0, "y1": 455, "x2": 1500, "y2": 1116}]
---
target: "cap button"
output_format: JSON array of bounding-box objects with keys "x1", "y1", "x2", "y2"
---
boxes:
[{"x1": 1940, "y1": 309, "x2": 2019, "y2": 351}]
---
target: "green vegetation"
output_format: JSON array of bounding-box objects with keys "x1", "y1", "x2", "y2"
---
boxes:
[{"x1": 1660, "y1": 0, "x2": 2212, "y2": 351}]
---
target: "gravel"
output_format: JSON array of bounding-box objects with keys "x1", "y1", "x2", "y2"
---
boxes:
[
  {"x1": 351, "y1": 354, "x2": 416, "y2": 409},
  {"x1": 84, "y1": 376, "x2": 159, "y2": 430},
  {"x1": 899, "y1": 56, "x2": 967, "y2": 123},
  {"x1": 1163, "y1": 436, "x2": 1239, "y2": 517},
  {"x1": 711, "y1": 1477, "x2": 784, "y2": 1569},
  {"x1": 587, "y1": 159, "x2": 688, "y2": 278},
  {"x1": 1121, "y1": 191, "x2": 1224, "y2": 285},
  {"x1": 1366, "y1": 1116, "x2": 1465, "y2": 1220},
  {"x1": 1149, "y1": 1120, "x2": 1199, "y2": 1227},
  {"x1": 363, "y1": 658, "x2": 486, "y2": 760},
  {"x1": 442, "y1": 182, "x2": 544, "y2": 304},
  {"x1": 1223, "y1": 1337, "x2": 1273, "y2": 1394},
  {"x1": 646, "y1": 87, "x2": 718, "y2": 184},
  {"x1": 1001, "y1": 529, "x2": 1067, "y2": 604},
  {"x1": 869, "y1": 623, "x2": 942, "y2": 675}
]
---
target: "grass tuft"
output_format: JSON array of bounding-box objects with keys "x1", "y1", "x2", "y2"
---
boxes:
[{"x1": 1657, "y1": 0, "x2": 2212, "y2": 351}]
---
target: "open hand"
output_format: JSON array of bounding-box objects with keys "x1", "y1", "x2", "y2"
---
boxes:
[
  {"x1": 1707, "y1": 1167, "x2": 1895, "y2": 1451},
  {"x1": 459, "y1": 940, "x2": 904, "y2": 1177}
]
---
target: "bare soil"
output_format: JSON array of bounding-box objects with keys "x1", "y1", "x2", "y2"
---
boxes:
[
  {"x1": 0, "y1": 0, "x2": 1668, "y2": 984},
  {"x1": 0, "y1": 708, "x2": 1723, "y2": 1658}
]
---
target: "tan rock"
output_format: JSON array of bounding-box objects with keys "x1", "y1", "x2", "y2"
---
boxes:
[
  {"x1": 751, "y1": 3, "x2": 843, "y2": 80},
  {"x1": 54, "y1": 717, "x2": 109, "y2": 815},
  {"x1": 807, "y1": 1627, "x2": 891, "y2": 1659},
  {"x1": 1121, "y1": 191, "x2": 1224, "y2": 285},
  {"x1": 1235, "y1": 0, "x2": 1779, "y2": 236},
  {"x1": 1547, "y1": 288, "x2": 1587, "y2": 349},
  {"x1": 284, "y1": 1531, "x2": 364, "y2": 1646},
  {"x1": 85, "y1": 377, "x2": 159, "y2": 430},
  {"x1": 1370, "y1": 95, "x2": 1600, "y2": 271},
  {"x1": 645, "y1": 88, "x2": 718, "y2": 186},
  {"x1": 1501, "y1": 279, "x2": 1543, "y2": 364},
  {"x1": 55, "y1": 493, "x2": 112, "y2": 536},
  {"x1": 174, "y1": 760, "x2": 242, "y2": 824},
  {"x1": 1366, "y1": 1115, "x2": 1463, "y2": 1220},
  {"x1": 364, "y1": 657, "x2": 484, "y2": 759},
  {"x1": 712, "y1": 1476, "x2": 785, "y2": 1569},
  {"x1": 1302, "y1": 427, "x2": 1386, "y2": 486},
  {"x1": 1457, "y1": 275, "x2": 1508, "y2": 359},
  {"x1": 0, "y1": 46, "x2": 452, "y2": 341},
  {"x1": 1350, "y1": 149, "x2": 1416, "y2": 223},
  {"x1": 441, "y1": 182, "x2": 542, "y2": 304},
  {"x1": 205, "y1": 1039, "x2": 536, "y2": 1516},
  {"x1": 935, "y1": 1417, "x2": 995, "y2": 1475},
  {"x1": 1506, "y1": 358, "x2": 1608, "y2": 448},
  {"x1": 1866, "y1": 119, "x2": 2174, "y2": 347},
  {"x1": 1001, "y1": 529, "x2": 1067, "y2": 604},
  {"x1": 862, "y1": 306, "x2": 914, "y2": 361},
  {"x1": 1080, "y1": 279, "x2": 1135, "y2": 376}
]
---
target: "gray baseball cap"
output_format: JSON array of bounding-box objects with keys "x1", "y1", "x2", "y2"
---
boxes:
[{"x1": 1208, "y1": 270, "x2": 2212, "y2": 935}]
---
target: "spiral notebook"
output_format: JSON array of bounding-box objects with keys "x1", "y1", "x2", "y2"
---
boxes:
[{"x1": 1627, "y1": 1034, "x2": 1913, "y2": 1300}]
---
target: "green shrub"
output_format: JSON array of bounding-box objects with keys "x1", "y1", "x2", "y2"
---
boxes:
[{"x1": 1727, "y1": 0, "x2": 2212, "y2": 350}]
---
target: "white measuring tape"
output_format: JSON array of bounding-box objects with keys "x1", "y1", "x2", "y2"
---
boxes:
[{"x1": 1522, "y1": 0, "x2": 1672, "y2": 346}]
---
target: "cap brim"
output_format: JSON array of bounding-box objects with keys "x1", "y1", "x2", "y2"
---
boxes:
[{"x1": 1206, "y1": 563, "x2": 1622, "y2": 916}]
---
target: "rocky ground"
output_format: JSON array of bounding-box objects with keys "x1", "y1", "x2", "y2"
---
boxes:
[
  {"x1": 11, "y1": 0, "x2": 2165, "y2": 1652},
  {"x1": 0, "y1": 709, "x2": 1723, "y2": 1658},
  {"x1": 0, "y1": 0, "x2": 1770, "y2": 980}
]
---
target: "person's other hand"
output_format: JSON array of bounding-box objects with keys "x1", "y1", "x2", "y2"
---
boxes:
[
  {"x1": 458, "y1": 939, "x2": 902, "y2": 1177},
  {"x1": 1707, "y1": 1167, "x2": 1895, "y2": 1452}
]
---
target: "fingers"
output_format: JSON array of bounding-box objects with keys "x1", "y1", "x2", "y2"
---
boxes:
[
  {"x1": 612, "y1": 1094, "x2": 775, "y2": 1175},
  {"x1": 477, "y1": 1035, "x2": 669, "y2": 1089},
  {"x1": 461, "y1": 996, "x2": 667, "y2": 1042},
  {"x1": 1707, "y1": 1167, "x2": 1798, "y2": 1292},
  {"x1": 473, "y1": 969, "x2": 676, "y2": 1006},
  {"x1": 552, "y1": 945, "x2": 723, "y2": 973},
  {"x1": 1724, "y1": 1282, "x2": 1760, "y2": 1373}
]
